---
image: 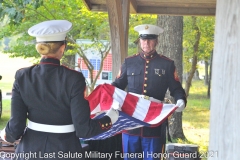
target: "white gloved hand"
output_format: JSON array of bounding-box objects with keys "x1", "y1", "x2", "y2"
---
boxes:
[
  {"x1": 112, "y1": 100, "x2": 122, "y2": 111},
  {"x1": 106, "y1": 108, "x2": 119, "y2": 124},
  {"x1": 175, "y1": 99, "x2": 185, "y2": 112},
  {"x1": 0, "y1": 128, "x2": 7, "y2": 142}
]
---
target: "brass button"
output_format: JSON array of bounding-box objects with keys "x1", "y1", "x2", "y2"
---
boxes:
[
  {"x1": 145, "y1": 77, "x2": 148, "y2": 80},
  {"x1": 146, "y1": 61, "x2": 149, "y2": 63},
  {"x1": 146, "y1": 66, "x2": 148, "y2": 68},
  {"x1": 151, "y1": 55, "x2": 153, "y2": 58},
  {"x1": 145, "y1": 71, "x2": 148, "y2": 74},
  {"x1": 143, "y1": 90, "x2": 147, "y2": 93},
  {"x1": 144, "y1": 55, "x2": 146, "y2": 58},
  {"x1": 144, "y1": 84, "x2": 147, "y2": 87}
]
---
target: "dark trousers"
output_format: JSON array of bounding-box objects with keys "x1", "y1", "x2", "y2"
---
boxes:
[
  {"x1": 122, "y1": 133, "x2": 165, "y2": 160},
  {"x1": 85, "y1": 133, "x2": 123, "y2": 160}
]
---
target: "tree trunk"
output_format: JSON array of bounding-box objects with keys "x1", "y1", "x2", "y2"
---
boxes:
[
  {"x1": 156, "y1": 15, "x2": 185, "y2": 140},
  {"x1": 193, "y1": 69, "x2": 200, "y2": 80},
  {"x1": 204, "y1": 60, "x2": 209, "y2": 85},
  {"x1": 62, "y1": 55, "x2": 75, "y2": 69},
  {"x1": 207, "y1": 50, "x2": 213, "y2": 99}
]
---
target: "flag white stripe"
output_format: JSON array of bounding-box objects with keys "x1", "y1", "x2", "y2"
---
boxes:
[
  {"x1": 148, "y1": 104, "x2": 176, "y2": 124},
  {"x1": 112, "y1": 87, "x2": 127, "y2": 108},
  {"x1": 90, "y1": 103, "x2": 101, "y2": 115},
  {"x1": 88, "y1": 84, "x2": 176, "y2": 126},
  {"x1": 132, "y1": 98, "x2": 151, "y2": 121}
]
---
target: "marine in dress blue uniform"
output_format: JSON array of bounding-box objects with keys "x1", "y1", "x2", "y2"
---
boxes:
[
  {"x1": 112, "y1": 24, "x2": 187, "y2": 160},
  {"x1": 0, "y1": 20, "x2": 119, "y2": 160}
]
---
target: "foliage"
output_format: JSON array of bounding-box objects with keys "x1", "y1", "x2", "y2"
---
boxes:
[
  {"x1": 0, "y1": 0, "x2": 111, "y2": 93},
  {"x1": 0, "y1": 0, "x2": 158, "y2": 57},
  {"x1": 0, "y1": 0, "x2": 43, "y2": 25},
  {"x1": 0, "y1": 1, "x2": 215, "y2": 94},
  {"x1": 0, "y1": 0, "x2": 159, "y2": 92},
  {"x1": 0, "y1": 0, "x2": 110, "y2": 55},
  {"x1": 183, "y1": 16, "x2": 215, "y2": 73}
]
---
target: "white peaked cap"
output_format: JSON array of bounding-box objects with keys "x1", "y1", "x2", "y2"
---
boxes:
[
  {"x1": 134, "y1": 24, "x2": 164, "y2": 35},
  {"x1": 28, "y1": 20, "x2": 72, "y2": 42}
]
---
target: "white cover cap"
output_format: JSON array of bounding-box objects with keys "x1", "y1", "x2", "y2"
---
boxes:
[
  {"x1": 134, "y1": 24, "x2": 164, "y2": 36},
  {"x1": 28, "y1": 20, "x2": 72, "y2": 42}
]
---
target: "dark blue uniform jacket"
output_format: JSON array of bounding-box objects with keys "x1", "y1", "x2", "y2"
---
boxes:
[
  {"x1": 5, "y1": 57, "x2": 112, "y2": 160},
  {"x1": 112, "y1": 52, "x2": 187, "y2": 138}
]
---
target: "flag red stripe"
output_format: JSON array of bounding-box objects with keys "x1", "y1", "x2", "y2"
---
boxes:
[
  {"x1": 99, "y1": 84, "x2": 115, "y2": 110},
  {"x1": 121, "y1": 94, "x2": 139, "y2": 116},
  {"x1": 86, "y1": 85, "x2": 102, "y2": 111},
  {"x1": 143, "y1": 102, "x2": 163, "y2": 122}
]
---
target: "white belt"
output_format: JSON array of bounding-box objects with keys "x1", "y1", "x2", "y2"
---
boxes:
[
  {"x1": 129, "y1": 92, "x2": 162, "y2": 103},
  {"x1": 27, "y1": 120, "x2": 75, "y2": 133}
]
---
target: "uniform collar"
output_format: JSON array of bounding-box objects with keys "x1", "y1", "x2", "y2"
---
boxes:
[
  {"x1": 40, "y1": 57, "x2": 60, "y2": 65},
  {"x1": 140, "y1": 51, "x2": 158, "y2": 60}
]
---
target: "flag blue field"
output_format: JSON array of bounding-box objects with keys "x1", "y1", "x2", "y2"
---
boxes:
[{"x1": 81, "y1": 111, "x2": 151, "y2": 141}]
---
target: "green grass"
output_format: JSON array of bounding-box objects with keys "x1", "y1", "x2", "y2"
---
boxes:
[
  {"x1": 1, "y1": 80, "x2": 210, "y2": 149},
  {"x1": 181, "y1": 80, "x2": 210, "y2": 159},
  {"x1": 0, "y1": 99, "x2": 11, "y2": 129}
]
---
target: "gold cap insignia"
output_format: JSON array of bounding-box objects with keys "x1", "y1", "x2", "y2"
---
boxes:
[{"x1": 145, "y1": 25, "x2": 149, "y2": 30}]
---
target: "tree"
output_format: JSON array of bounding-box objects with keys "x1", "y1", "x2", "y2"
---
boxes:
[
  {"x1": 0, "y1": 0, "x2": 111, "y2": 93},
  {"x1": 0, "y1": 0, "x2": 161, "y2": 92},
  {"x1": 184, "y1": 16, "x2": 201, "y2": 96},
  {"x1": 157, "y1": 15, "x2": 186, "y2": 140},
  {"x1": 183, "y1": 16, "x2": 215, "y2": 96}
]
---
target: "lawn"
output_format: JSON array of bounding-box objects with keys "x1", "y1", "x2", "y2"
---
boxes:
[
  {"x1": 182, "y1": 80, "x2": 210, "y2": 156},
  {"x1": 0, "y1": 52, "x2": 34, "y2": 93}
]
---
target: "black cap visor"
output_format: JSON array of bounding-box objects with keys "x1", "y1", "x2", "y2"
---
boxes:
[{"x1": 139, "y1": 34, "x2": 158, "y2": 39}]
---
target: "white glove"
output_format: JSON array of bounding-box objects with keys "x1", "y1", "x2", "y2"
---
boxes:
[
  {"x1": 112, "y1": 100, "x2": 122, "y2": 111},
  {"x1": 0, "y1": 128, "x2": 7, "y2": 142},
  {"x1": 175, "y1": 99, "x2": 185, "y2": 112},
  {"x1": 106, "y1": 108, "x2": 119, "y2": 124}
]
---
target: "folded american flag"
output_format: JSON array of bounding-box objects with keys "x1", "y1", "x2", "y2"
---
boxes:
[{"x1": 81, "y1": 84, "x2": 176, "y2": 140}]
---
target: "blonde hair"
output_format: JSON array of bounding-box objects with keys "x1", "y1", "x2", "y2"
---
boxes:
[{"x1": 35, "y1": 42, "x2": 64, "y2": 55}]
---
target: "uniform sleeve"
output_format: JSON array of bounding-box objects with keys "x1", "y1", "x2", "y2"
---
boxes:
[
  {"x1": 168, "y1": 61, "x2": 187, "y2": 105},
  {"x1": 111, "y1": 59, "x2": 128, "y2": 90},
  {"x1": 5, "y1": 71, "x2": 28, "y2": 143},
  {"x1": 70, "y1": 74, "x2": 112, "y2": 138}
]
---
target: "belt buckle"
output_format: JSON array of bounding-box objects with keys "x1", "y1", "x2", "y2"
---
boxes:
[{"x1": 143, "y1": 95, "x2": 150, "y2": 100}]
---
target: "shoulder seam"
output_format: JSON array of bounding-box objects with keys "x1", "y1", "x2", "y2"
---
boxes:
[
  {"x1": 126, "y1": 53, "x2": 139, "y2": 59},
  {"x1": 17, "y1": 64, "x2": 37, "y2": 71},
  {"x1": 62, "y1": 65, "x2": 83, "y2": 74},
  {"x1": 159, "y1": 55, "x2": 173, "y2": 61}
]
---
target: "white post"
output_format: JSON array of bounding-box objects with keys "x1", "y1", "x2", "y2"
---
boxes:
[{"x1": 208, "y1": 0, "x2": 240, "y2": 159}]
